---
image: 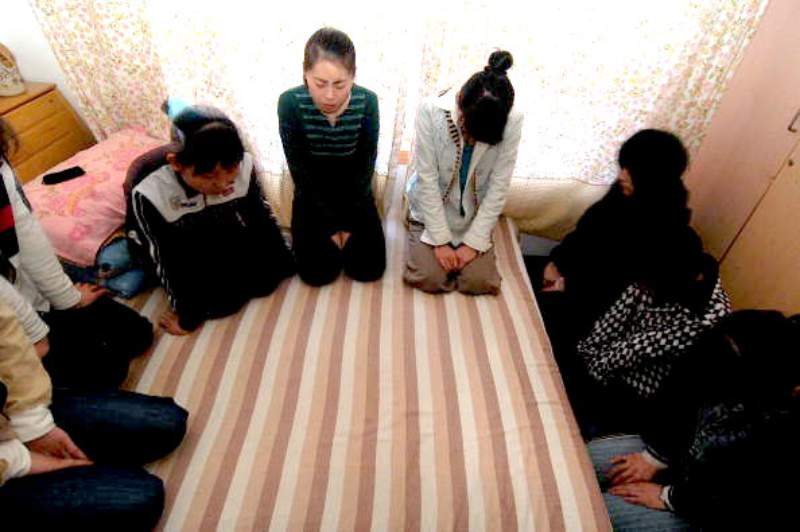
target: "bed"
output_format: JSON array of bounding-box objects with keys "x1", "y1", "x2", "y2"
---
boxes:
[
  {"x1": 117, "y1": 174, "x2": 610, "y2": 531},
  {"x1": 26, "y1": 134, "x2": 609, "y2": 530}
]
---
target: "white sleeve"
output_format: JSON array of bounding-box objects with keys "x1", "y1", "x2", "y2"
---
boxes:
[
  {"x1": 660, "y1": 485, "x2": 675, "y2": 512},
  {"x1": 0, "y1": 275, "x2": 49, "y2": 343},
  {"x1": 8, "y1": 404, "x2": 55, "y2": 442},
  {"x1": 642, "y1": 449, "x2": 669, "y2": 470},
  {"x1": 412, "y1": 103, "x2": 453, "y2": 245},
  {"x1": 0, "y1": 439, "x2": 31, "y2": 484},
  {"x1": 462, "y1": 111, "x2": 523, "y2": 252},
  {"x1": 4, "y1": 172, "x2": 80, "y2": 310}
]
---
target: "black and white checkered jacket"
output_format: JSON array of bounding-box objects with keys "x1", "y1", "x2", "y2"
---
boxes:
[{"x1": 577, "y1": 278, "x2": 731, "y2": 398}]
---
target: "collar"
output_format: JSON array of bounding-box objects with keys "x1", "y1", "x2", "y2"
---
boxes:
[
  {"x1": 171, "y1": 167, "x2": 201, "y2": 198},
  {"x1": 433, "y1": 88, "x2": 460, "y2": 120}
]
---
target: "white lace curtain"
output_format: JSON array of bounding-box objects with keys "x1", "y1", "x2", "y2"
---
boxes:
[{"x1": 31, "y1": 0, "x2": 766, "y2": 225}]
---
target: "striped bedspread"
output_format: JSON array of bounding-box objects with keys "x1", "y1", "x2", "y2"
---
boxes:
[{"x1": 123, "y1": 181, "x2": 610, "y2": 531}]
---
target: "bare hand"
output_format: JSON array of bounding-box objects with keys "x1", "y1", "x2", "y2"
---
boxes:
[
  {"x1": 433, "y1": 245, "x2": 459, "y2": 272},
  {"x1": 28, "y1": 451, "x2": 92, "y2": 475},
  {"x1": 542, "y1": 261, "x2": 565, "y2": 292},
  {"x1": 340, "y1": 231, "x2": 351, "y2": 247},
  {"x1": 34, "y1": 337, "x2": 50, "y2": 358},
  {"x1": 74, "y1": 283, "x2": 109, "y2": 308},
  {"x1": 608, "y1": 482, "x2": 666, "y2": 510},
  {"x1": 609, "y1": 453, "x2": 659, "y2": 486},
  {"x1": 159, "y1": 310, "x2": 191, "y2": 336},
  {"x1": 454, "y1": 244, "x2": 479, "y2": 270},
  {"x1": 26, "y1": 426, "x2": 89, "y2": 461}
]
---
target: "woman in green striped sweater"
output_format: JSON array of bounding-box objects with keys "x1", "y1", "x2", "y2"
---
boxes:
[{"x1": 278, "y1": 28, "x2": 385, "y2": 286}]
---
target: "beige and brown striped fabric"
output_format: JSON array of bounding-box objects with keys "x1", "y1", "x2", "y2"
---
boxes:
[{"x1": 122, "y1": 178, "x2": 610, "y2": 531}]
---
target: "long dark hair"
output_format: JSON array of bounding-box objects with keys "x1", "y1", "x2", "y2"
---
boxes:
[
  {"x1": 459, "y1": 50, "x2": 515, "y2": 145},
  {"x1": 619, "y1": 129, "x2": 690, "y2": 223},
  {"x1": 303, "y1": 27, "x2": 356, "y2": 79}
]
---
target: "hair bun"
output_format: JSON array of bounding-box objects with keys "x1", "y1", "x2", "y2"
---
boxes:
[{"x1": 486, "y1": 50, "x2": 513, "y2": 74}]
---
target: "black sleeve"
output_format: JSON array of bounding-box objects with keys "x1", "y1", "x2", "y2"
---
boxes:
[
  {"x1": 131, "y1": 191, "x2": 205, "y2": 331},
  {"x1": 549, "y1": 191, "x2": 614, "y2": 280},
  {"x1": 277, "y1": 91, "x2": 337, "y2": 232},
  {"x1": 353, "y1": 91, "x2": 380, "y2": 207},
  {"x1": 639, "y1": 356, "x2": 703, "y2": 466},
  {"x1": 244, "y1": 167, "x2": 295, "y2": 277}
]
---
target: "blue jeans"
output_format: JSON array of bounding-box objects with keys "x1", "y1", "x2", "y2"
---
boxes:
[
  {"x1": 0, "y1": 389, "x2": 187, "y2": 530},
  {"x1": 588, "y1": 435, "x2": 697, "y2": 531},
  {"x1": 61, "y1": 238, "x2": 150, "y2": 299}
]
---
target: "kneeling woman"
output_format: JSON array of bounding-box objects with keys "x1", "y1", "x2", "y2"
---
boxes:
[
  {"x1": 130, "y1": 105, "x2": 295, "y2": 335},
  {"x1": 404, "y1": 51, "x2": 522, "y2": 295},
  {"x1": 278, "y1": 27, "x2": 385, "y2": 286}
]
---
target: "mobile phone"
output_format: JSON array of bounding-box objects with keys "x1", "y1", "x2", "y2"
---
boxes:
[{"x1": 43, "y1": 166, "x2": 86, "y2": 185}]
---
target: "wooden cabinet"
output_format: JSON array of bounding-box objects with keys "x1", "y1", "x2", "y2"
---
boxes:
[
  {"x1": 721, "y1": 140, "x2": 800, "y2": 314},
  {"x1": 0, "y1": 81, "x2": 95, "y2": 183}
]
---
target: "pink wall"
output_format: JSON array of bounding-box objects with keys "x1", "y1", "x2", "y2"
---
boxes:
[{"x1": 685, "y1": 0, "x2": 800, "y2": 259}]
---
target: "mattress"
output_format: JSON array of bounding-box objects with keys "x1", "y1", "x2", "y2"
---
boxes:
[{"x1": 122, "y1": 177, "x2": 610, "y2": 531}]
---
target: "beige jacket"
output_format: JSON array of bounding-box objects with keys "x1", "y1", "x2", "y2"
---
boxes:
[
  {"x1": 0, "y1": 302, "x2": 54, "y2": 485},
  {"x1": 406, "y1": 90, "x2": 523, "y2": 252}
]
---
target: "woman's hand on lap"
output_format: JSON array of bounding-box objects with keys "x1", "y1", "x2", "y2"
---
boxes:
[
  {"x1": 26, "y1": 426, "x2": 89, "y2": 461},
  {"x1": 28, "y1": 452, "x2": 92, "y2": 475},
  {"x1": 608, "y1": 482, "x2": 666, "y2": 510},
  {"x1": 331, "y1": 231, "x2": 350, "y2": 250},
  {"x1": 455, "y1": 244, "x2": 478, "y2": 269},
  {"x1": 542, "y1": 261, "x2": 565, "y2": 292},
  {"x1": 608, "y1": 452, "x2": 659, "y2": 485},
  {"x1": 434, "y1": 245, "x2": 459, "y2": 272},
  {"x1": 33, "y1": 336, "x2": 50, "y2": 358}
]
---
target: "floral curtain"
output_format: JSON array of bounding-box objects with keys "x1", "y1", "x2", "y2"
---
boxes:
[{"x1": 30, "y1": 0, "x2": 767, "y2": 228}]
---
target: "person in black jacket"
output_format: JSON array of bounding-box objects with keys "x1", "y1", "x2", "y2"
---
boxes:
[
  {"x1": 130, "y1": 104, "x2": 294, "y2": 335},
  {"x1": 528, "y1": 129, "x2": 694, "y2": 354},
  {"x1": 588, "y1": 310, "x2": 800, "y2": 531}
]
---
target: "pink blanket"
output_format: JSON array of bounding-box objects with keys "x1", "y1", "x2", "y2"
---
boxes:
[{"x1": 24, "y1": 128, "x2": 164, "y2": 266}]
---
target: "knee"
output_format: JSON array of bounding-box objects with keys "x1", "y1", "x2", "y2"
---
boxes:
[
  {"x1": 344, "y1": 253, "x2": 385, "y2": 283},
  {"x1": 457, "y1": 269, "x2": 501, "y2": 295},
  {"x1": 403, "y1": 264, "x2": 450, "y2": 293},
  {"x1": 113, "y1": 468, "x2": 166, "y2": 530},
  {"x1": 74, "y1": 466, "x2": 165, "y2": 530},
  {"x1": 297, "y1": 264, "x2": 341, "y2": 286},
  {"x1": 144, "y1": 398, "x2": 188, "y2": 461}
]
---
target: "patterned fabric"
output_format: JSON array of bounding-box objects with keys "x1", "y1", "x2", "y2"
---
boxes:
[
  {"x1": 688, "y1": 401, "x2": 751, "y2": 464},
  {"x1": 578, "y1": 279, "x2": 731, "y2": 398},
  {"x1": 22, "y1": 128, "x2": 164, "y2": 266},
  {"x1": 30, "y1": 1, "x2": 766, "y2": 236}
]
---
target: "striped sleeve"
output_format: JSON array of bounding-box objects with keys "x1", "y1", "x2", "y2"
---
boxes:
[{"x1": 131, "y1": 191, "x2": 203, "y2": 331}]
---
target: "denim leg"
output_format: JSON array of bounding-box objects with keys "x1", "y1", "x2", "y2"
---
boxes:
[
  {"x1": 588, "y1": 434, "x2": 647, "y2": 487},
  {"x1": 51, "y1": 389, "x2": 188, "y2": 466},
  {"x1": 0, "y1": 465, "x2": 164, "y2": 531},
  {"x1": 588, "y1": 436, "x2": 696, "y2": 531},
  {"x1": 603, "y1": 493, "x2": 696, "y2": 532}
]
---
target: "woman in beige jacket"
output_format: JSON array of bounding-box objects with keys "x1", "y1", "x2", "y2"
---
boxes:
[{"x1": 0, "y1": 302, "x2": 187, "y2": 529}]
